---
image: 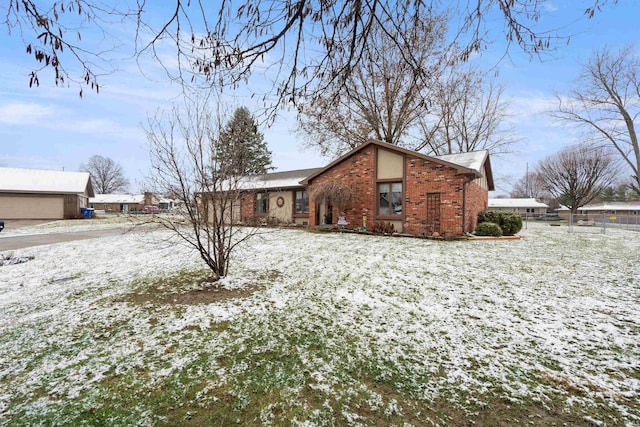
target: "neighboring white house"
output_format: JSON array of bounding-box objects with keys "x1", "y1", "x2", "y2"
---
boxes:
[
  {"x1": 556, "y1": 205, "x2": 571, "y2": 220},
  {"x1": 90, "y1": 193, "x2": 158, "y2": 213},
  {"x1": 0, "y1": 167, "x2": 94, "y2": 219},
  {"x1": 488, "y1": 198, "x2": 549, "y2": 217},
  {"x1": 158, "y1": 198, "x2": 177, "y2": 211},
  {"x1": 577, "y1": 202, "x2": 640, "y2": 217}
]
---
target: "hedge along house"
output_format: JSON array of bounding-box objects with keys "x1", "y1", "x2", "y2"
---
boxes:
[
  {"x1": 301, "y1": 140, "x2": 494, "y2": 236},
  {"x1": 0, "y1": 167, "x2": 94, "y2": 220}
]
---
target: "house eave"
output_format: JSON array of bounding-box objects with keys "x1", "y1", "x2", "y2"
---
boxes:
[
  {"x1": 0, "y1": 189, "x2": 88, "y2": 196},
  {"x1": 301, "y1": 139, "x2": 485, "y2": 185}
]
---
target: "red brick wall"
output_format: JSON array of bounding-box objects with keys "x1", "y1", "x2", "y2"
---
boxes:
[
  {"x1": 464, "y1": 181, "x2": 488, "y2": 233},
  {"x1": 404, "y1": 158, "x2": 467, "y2": 236},
  {"x1": 308, "y1": 146, "x2": 376, "y2": 228},
  {"x1": 240, "y1": 192, "x2": 255, "y2": 222}
]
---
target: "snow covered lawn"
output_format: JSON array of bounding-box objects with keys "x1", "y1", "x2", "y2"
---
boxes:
[{"x1": 1, "y1": 223, "x2": 638, "y2": 425}]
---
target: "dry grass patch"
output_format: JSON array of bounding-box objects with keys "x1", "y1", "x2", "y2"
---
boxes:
[{"x1": 119, "y1": 269, "x2": 282, "y2": 306}]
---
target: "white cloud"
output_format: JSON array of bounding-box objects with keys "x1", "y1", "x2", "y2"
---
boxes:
[{"x1": 0, "y1": 102, "x2": 56, "y2": 125}]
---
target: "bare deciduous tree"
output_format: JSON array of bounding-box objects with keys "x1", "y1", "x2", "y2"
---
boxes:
[
  {"x1": 535, "y1": 145, "x2": 620, "y2": 213},
  {"x1": 143, "y1": 95, "x2": 258, "y2": 280},
  {"x1": 553, "y1": 45, "x2": 640, "y2": 194},
  {"x1": 297, "y1": 18, "x2": 446, "y2": 158},
  {"x1": 417, "y1": 68, "x2": 517, "y2": 156},
  {"x1": 4, "y1": 1, "x2": 617, "y2": 109},
  {"x1": 298, "y1": 17, "x2": 515, "y2": 159},
  {"x1": 510, "y1": 171, "x2": 550, "y2": 200},
  {"x1": 307, "y1": 182, "x2": 355, "y2": 209},
  {"x1": 80, "y1": 155, "x2": 129, "y2": 194}
]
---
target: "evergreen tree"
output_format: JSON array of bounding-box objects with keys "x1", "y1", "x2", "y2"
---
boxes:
[{"x1": 218, "y1": 107, "x2": 272, "y2": 175}]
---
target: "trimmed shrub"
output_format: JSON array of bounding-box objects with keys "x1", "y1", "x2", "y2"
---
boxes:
[
  {"x1": 371, "y1": 221, "x2": 395, "y2": 234},
  {"x1": 475, "y1": 222, "x2": 503, "y2": 237},
  {"x1": 477, "y1": 210, "x2": 523, "y2": 235}
]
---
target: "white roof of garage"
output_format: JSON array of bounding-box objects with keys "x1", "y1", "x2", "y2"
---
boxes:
[
  {"x1": 489, "y1": 198, "x2": 549, "y2": 208},
  {"x1": 579, "y1": 202, "x2": 640, "y2": 211},
  {"x1": 90, "y1": 194, "x2": 145, "y2": 204},
  {"x1": 0, "y1": 167, "x2": 94, "y2": 196}
]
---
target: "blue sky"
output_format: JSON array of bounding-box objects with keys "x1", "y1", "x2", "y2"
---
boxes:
[{"x1": 0, "y1": 1, "x2": 638, "y2": 195}]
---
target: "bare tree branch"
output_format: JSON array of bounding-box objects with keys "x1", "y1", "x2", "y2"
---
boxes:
[
  {"x1": 4, "y1": 1, "x2": 618, "y2": 106},
  {"x1": 142, "y1": 92, "x2": 260, "y2": 280},
  {"x1": 535, "y1": 144, "x2": 620, "y2": 213},
  {"x1": 417, "y1": 68, "x2": 518, "y2": 156},
  {"x1": 80, "y1": 154, "x2": 129, "y2": 193},
  {"x1": 552, "y1": 45, "x2": 640, "y2": 193}
]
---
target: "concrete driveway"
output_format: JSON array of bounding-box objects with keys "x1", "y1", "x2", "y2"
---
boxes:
[
  {"x1": 0, "y1": 228, "x2": 131, "y2": 251},
  {"x1": 1, "y1": 220, "x2": 53, "y2": 230}
]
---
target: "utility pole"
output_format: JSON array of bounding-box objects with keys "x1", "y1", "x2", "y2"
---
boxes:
[{"x1": 525, "y1": 163, "x2": 529, "y2": 198}]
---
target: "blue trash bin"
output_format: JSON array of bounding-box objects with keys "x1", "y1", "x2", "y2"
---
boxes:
[{"x1": 80, "y1": 208, "x2": 93, "y2": 219}]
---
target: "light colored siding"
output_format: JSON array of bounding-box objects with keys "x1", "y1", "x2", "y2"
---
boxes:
[
  {"x1": 377, "y1": 149, "x2": 403, "y2": 179},
  {"x1": 473, "y1": 174, "x2": 487, "y2": 189},
  {"x1": 0, "y1": 194, "x2": 64, "y2": 219},
  {"x1": 268, "y1": 191, "x2": 293, "y2": 223}
]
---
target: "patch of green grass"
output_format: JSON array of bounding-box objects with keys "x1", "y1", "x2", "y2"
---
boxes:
[{"x1": 127, "y1": 269, "x2": 213, "y2": 294}]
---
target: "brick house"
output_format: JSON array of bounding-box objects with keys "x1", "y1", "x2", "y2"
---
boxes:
[
  {"x1": 233, "y1": 168, "x2": 322, "y2": 226},
  {"x1": 577, "y1": 202, "x2": 640, "y2": 221},
  {"x1": 89, "y1": 192, "x2": 157, "y2": 213},
  {"x1": 232, "y1": 140, "x2": 493, "y2": 236},
  {"x1": 300, "y1": 140, "x2": 493, "y2": 236}
]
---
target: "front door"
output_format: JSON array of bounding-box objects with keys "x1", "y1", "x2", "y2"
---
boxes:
[{"x1": 316, "y1": 201, "x2": 333, "y2": 225}]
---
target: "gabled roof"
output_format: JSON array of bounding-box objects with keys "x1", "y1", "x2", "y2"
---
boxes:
[
  {"x1": 437, "y1": 150, "x2": 494, "y2": 190},
  {"x1": 90, "y1": 194, "x2": 146, "y2": 204},
  {"x1": 0, "y1": 167, "x2": 94, "y2": 197},
  {"x1": 489, "y1": 198, "x2": 549, "y2": 209},
  {"x1": 436, "y1": 150, "x2": 488, "y2": 173},
  {"x1": 300, "y1": 139, "x2": 493, "y2": 189},
  {"x1": 238, "y1": 167, "x2": 323, "y2": 191}
]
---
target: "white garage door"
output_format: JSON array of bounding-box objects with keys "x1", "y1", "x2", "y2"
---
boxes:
[{"x1": 0, "y1": 194, "x2": 65, "y2": 219}]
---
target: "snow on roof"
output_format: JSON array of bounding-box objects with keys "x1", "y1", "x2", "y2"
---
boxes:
[
  {"x1": 435, "y1": 150, "x2": 488, "y2": 174},
  {"x1": 0, "y1": 167, "x2": 93, "y2": 195},
  {"x1": 579, "y1": 202, "x2": 640, "y2": 211},
  {"x1": 237, "y1": 167, "x2": 323, "y2": 190},
  {"x1": 90, "y1": 194, "x2": 145, "y2": 204},
  {"x1": 489, "y1": 198, "x2": 549, "y2": 208}
]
